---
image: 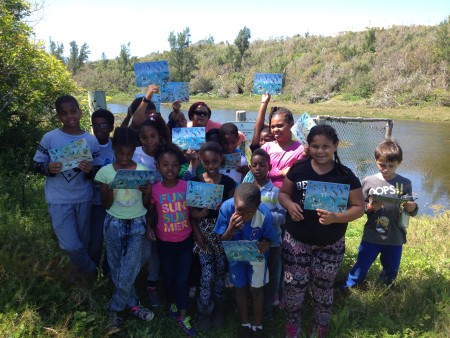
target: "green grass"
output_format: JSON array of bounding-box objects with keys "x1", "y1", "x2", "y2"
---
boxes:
[{"x1": 0, "y1": 178, "x2": 448, "y2": 337}]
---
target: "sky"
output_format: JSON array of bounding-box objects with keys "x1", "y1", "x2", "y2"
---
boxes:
[{"x1": 30, "y1": 0, "x2": 449, "y2": 61}]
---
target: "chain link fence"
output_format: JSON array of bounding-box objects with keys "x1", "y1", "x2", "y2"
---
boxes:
[{"x1": 240, "y1": 114, "x2": 393, "y2": 180}]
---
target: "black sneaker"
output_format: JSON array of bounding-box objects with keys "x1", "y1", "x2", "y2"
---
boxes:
[
  {"x1": 238, "y1": 325, "x2": 252, "y2": 338},
  {"x1": 252, "y1": 327, "x2": 265, "y2": 338}
]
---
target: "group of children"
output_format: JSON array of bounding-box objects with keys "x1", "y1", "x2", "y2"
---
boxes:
[{"x1": 33, "y1": 91, "x2": 418, "y2": 338}]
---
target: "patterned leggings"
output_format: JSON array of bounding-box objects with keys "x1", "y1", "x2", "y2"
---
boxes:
[
  {"x1": 283, "y1": 231, "x2": 345, "y2": 330},
  {"x1": 198, "y1": 251, "x2": 226, "y2": 306}
]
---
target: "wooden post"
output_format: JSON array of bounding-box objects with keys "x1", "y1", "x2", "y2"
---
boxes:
[{"x1": 88, "y1": 91, "x2": 107, "y2": 114}]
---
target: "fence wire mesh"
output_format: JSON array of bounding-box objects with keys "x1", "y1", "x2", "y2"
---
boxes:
[
  {"x1": 241, "y1": 115, "x2": 393, "y2": 180},
  {"x1": 315, "y1": 116, "x2": 393, "y2": 178}
]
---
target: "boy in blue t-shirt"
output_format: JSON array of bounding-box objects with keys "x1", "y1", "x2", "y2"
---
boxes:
[
  {"x1": 89, "y1": 108, "x2": 115, "y2": 271},
  {"x1": 214, "y1": 183, "x2": 279, "y2": 338},
  {"x1": 33, "y1": 95, "x2": 101, "y2": 282}
]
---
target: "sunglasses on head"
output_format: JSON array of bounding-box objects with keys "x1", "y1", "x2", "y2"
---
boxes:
[{"x1": 194, "y1": 111, "x2": 208, "y2": 117}]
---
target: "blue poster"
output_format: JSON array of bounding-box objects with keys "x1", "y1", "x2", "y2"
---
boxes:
[
  {"x1": 291, "y1": 112, "x2": 316, "y2": 146},
  {"x1": 48, "y1": 139, "x2": 93, "y2": 172},
  {"x1": 222, "y1": 240, "x2": 265, "y2": 262},
  {"x1": 303, "y1": 180, "x2": 350, "y2": 213},
  {"x1": 134, "y1": 61, "x2": 170, "y2": 87},
  {"x1": 172, "y1": 127, "x2": 205, "y2": 150},
  {"x1": 253, "y1": 73, "x2": 283, "y2": 95},
  {"x1": 221, "y1": 152, "x2": 241, "y2": 170},
  {"x1": 186, "y1": 181, "x2": 224, "y2": 209},
  {"x1": 160, "y1": 82, "x2": 190, "y2": 102},
  {"x1": 109, "y1": 169, "x2": 160, "y2": 189}
]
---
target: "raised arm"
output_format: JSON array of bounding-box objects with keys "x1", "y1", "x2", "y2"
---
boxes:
[
  {"x1": 251, "y1": 92, "x2": 271, "y2": 147},
  {"x1": 130, "y1": 84, "x2": 159, "y2": 130}
]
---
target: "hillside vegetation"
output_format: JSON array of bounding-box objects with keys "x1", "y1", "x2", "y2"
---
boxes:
[{"x1": 74, "y1": 20, "x2": 450, "y2": 108}]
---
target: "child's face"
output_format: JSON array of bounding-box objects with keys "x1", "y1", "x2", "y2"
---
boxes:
[
  {"x1": 221, "y1": 134, "x2": 239, "y2": 154},
  {"x1": 201, "y1": 150, "x2": 222, "y2": 178},
  {"x1": 57, "y1": 102, "x2": 82, "y2": 130},
  {"x1": 177, "y1": 113, "x2": 187, "y2": 127},
  {"x1": 259, "y1": 130, "x2": 274, "y2": 146},
  {"x1": 157, "y1": 153, "x2": 180, "y2": 181},
  {"x1": 172, "y1": 102, "x2": 181, "y2": 111},
  {"x1": 114, "y1": 145, "x2": 136, "y2": 168},
  {"x1": 308, "y1": 134, "x2": 337, "y2": 166},
  {"x1": 92, "y1": 117, "x2": 113, "y2": 144},
  {"x1": 250, "y1": 155, "x2": 270, "y2": 182},
  {"x1": 376, "y1": 159, "x2": 399, "y2": 180},
  {"x1": 270, "y1": 114, "x2": 293, "y2": 143},
  {"x1": 234, "y1": 197, "x2": 259, "y2": 223},
  {"x1": 140, "y1": 125, "x2": 160, "y2": 156}
]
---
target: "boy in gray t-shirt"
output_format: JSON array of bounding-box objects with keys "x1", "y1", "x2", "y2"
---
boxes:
[
  {"x1": 343, "y1": 140, "x2": 418, "y2": 289},
  {"x1": 33, "y1": 95, "x2": 101, "y2": 282}
]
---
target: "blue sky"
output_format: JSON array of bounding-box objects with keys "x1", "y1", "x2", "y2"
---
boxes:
[{"x1": 31, "y1": 0, "x2": 449, "y2": 61}]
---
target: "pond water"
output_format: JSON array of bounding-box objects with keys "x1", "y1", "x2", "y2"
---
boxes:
[{"x1": 108, "y1": 103, "x2": 450, "y2": 215}]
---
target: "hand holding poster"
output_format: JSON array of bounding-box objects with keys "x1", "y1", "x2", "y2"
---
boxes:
[{"x1": 48, "y1": 139, "x2": 93, "y2": 172}]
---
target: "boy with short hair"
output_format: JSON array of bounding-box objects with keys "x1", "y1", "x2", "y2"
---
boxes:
[
  {"x1": 218, "y1": 122, "x2": 249, "y2": 185},
  {"x1": 33, "y1": 95, "x2": 101, "y2": 282},
  {"x1": 89, "y1": 108, "x2": 115, "y2": 270},
  {"x1": 343, "y1": 140, "x2": 418, "y2": 289},
  {"x1": 214, "y1": 183, "x2": 279, "y2": 338}
]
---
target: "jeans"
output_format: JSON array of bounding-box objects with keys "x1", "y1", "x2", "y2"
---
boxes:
[
  {"x1": 141, "y1": 237, "x2": 160, "y2": 282},
  {"x1": 157, "y1": 236, "x2": 193, "y2": 311},
  {"x1": 345, "y1": 240, "x2": 403, "y2": 287},
  {"x1": 104, "y1": 214, "x2": 146, "y2": 312},
  {"x1": 48, "y1": 202, "x2": 95, "y2": 273}
]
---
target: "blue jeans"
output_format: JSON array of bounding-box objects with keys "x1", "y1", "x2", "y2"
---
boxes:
[
  {"x1": 104, "y1": 214, "x2": 146, "y2": 312},
  {"x1": 345, "y1": 240, "x2": 403, "y2": 287},
  {"x1": 157, "y1": 236, "x2": 193, "y2": 311},
  {"x1": 48, "y1": 202, "x2": 95, "y2": 273}
]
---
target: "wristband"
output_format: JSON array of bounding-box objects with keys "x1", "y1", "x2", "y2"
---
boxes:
[{"x1": 142, "y1": 97, "x2": 151, "y2": 103}]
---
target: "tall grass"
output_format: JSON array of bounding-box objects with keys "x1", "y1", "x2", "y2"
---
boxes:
[{"x1": 0, "y1": 178, "x2": 448, "y2": 337}]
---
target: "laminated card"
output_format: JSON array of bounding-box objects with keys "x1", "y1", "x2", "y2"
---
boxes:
[
  {"x1": 186, "y1": 181, "x2": 224, "y2": 209},
  {"x1": 221, "y1": 152, "x2": 241, "y2": 170},
  {"x1": 160, "y1": 82, "x2": 190, "y2": 102},
  {"x1": 48, "y1": 139, "x2": 93, "y2": 172},
  {"x1": 109, "y1": 169, "x2": 160, "y2": 189},
  {"x1": 171, "y1": 127, "x2": 205, "y2": 150},
  {"x1": 291, "y1": 112, "x2": 316, "y2": 146},
  {"x1": 134, "y1": 60, "x2": 169, "y2": 87},
  {"x1": 304, "y1": 180, "x2": 350, "y2": 213},
  {"x1": 222, "y1": 240, "x2": 265, "y2": 262},
  {"x1": 253, "y1": 73, "x2": 283, "y2": 95}
]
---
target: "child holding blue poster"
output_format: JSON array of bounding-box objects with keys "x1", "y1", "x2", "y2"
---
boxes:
[
  {"x1": 146, "y1": 144, "x2": 201, "y2": 337},
  {"x1": 94, "y1": 127, "x2": 154, "y2": 329},
  {"x1": 133, "y1": 114, "x2": 170, "y2": 307},
  {"x1": 189, "y1": 142, "x2": 236, "y2": 331},
  {"x1": 214, "y1": 183, "x2": 279, "y2": 338},
  {"x1": 278, "y1": 125, "x2": 365, "y2": 338}
]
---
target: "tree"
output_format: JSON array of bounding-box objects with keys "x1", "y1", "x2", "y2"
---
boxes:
[
  {"x1": 0, "y1": 0, "x2": 77, "y2": 206},
  {"x1": 49, "y1": 37, "x2": 65, "y2": 63},
  {"x1": 168, "y1": 27, "x2": 197, "y2": 82},
  {"x1": 117, "y1": 43, "x2": 131, "y2": 74},
  {"x1": 67, "y1": 40, "x2": 90, "y2": 74},
  {"x1": 234, "y1": 26, "x2": 251, "y2": 71}
]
